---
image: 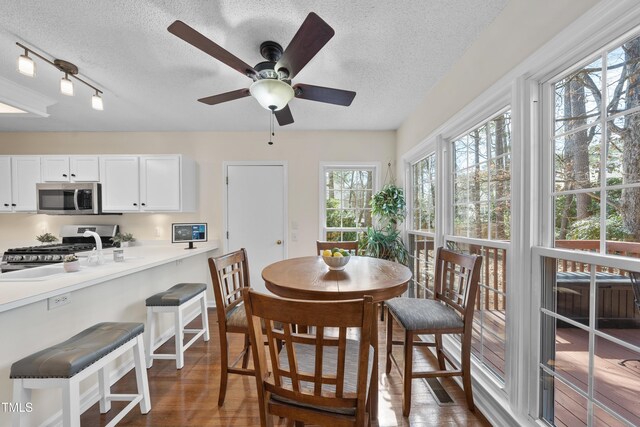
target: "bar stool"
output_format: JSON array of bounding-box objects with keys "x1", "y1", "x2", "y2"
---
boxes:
[
  {"x1": 145, "y1": 282, "x2": 209, "y2": 369},
  {"x1": 10, "y1": 322, "x2": 151, "y2": 427}
]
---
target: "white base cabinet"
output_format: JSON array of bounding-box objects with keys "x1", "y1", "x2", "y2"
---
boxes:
[{"x1": 101, "y1": 155, "x2": 195, "y2": 213}]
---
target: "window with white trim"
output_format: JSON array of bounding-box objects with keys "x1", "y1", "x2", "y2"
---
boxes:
[
  {"x1": 448, "y1": 109, "x2": 511, "y2": 382},
  {"x1": 320, "y1": 165, "x2": 377, "y2": 242},
  {"x1": 539, "y1": 31, "x2": 640, "y2": 427},
  {"x1": 407, "y1": 153, "x2": 437, "y2": 299}
]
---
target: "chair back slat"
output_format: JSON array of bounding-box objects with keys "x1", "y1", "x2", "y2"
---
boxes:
[
  {"x1": 317, "y1": 240, "x2": 359, "y2": 256},
  {"x1": 434, "y1": 248, "x2": 482, "y2": 320},
  {"x1": 208, "y1": 249, "x2": 250, "y2": 314},
  {"x1": 244, "y1": 289, "x2": 374, "y2": 419}
]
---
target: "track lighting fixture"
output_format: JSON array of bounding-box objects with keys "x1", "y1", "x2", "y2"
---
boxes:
[{"x1": 15, "y1": 42, "x2": 104, "y2": 110}]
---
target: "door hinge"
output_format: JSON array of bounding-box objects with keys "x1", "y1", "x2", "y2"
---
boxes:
[
  {"x1": 226, "y1": 176, "x2": 228, "y2": 185},
  {"x1": 226, "y1": 231, "x2": 229, "y2": 239}
]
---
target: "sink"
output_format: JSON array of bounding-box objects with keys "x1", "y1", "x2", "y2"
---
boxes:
[{"x1": 0, "y1": 265, "x2": 68, "y2": 282}]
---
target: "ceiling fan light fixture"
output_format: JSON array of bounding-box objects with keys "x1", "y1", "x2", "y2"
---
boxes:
[
  {"x1": 17, "y1": 52, "x2": 35, "y2": 77},
  {"x1": 250, "y1": 79, "x2": 294, "y2": 111}
]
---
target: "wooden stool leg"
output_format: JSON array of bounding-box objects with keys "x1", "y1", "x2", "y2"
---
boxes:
[
  {"x1": 385, "y1": 309, "x2": 393, "y2": 374},
  {"x1": 200, "y1": 293, "x2": 210, "y2": 342},
  {"x1": 435, "y1": 333, "x2": 446, "y2": 370},
  {"x1": 462, "y1": 338, "x2": 474, "y2": 412},
  {"x1": 62, "y1": 379, "x2": 81, "y2": 427},
  {"x1": 175, "y1": 308, "x2": 185, "y2": 369},
  {"x1": 145, "y1": 307, "x2": 155, "y2": 368},
  {"x1": 402, "y1": 330, "x2": 413, "y2": 417},
  {"x1": 11, "y1": 379, "x2": 31, "y2": 427},
  {"x1": 98, "y1": 364, "x2": 111, "y2": 413},
  {"x1": 218, "y1": 331, "x2": 229, "y2": 406},
  {"x1": 134, "y1": 335, "x2": 152, "y2": 414},
  {"x1": 241, "y1": 334, "x2": 251, "y2": 369}
]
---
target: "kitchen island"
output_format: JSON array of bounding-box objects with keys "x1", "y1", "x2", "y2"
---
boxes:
[{"x1": 0, "y1": 242, "x2": 218, "y2": 426}]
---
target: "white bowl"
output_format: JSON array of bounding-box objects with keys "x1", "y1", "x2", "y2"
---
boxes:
[{"x1": 322, "y1": 255, "x2": 350, "y2": 270}]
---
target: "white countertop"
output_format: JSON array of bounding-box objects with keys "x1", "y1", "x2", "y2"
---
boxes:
[{"x1": 0, "y1": 242, "x2": 219, "y2": 313}]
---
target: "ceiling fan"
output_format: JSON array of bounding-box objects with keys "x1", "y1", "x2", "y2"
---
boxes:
[{"x1": 167, "y1": 12, "x2": 356, "y2": 126}]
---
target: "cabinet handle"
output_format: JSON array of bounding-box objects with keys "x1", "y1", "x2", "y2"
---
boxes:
[
  {"x1": 133, "y1": 203, "x2": 138, "y2": 206},
  {"x1": 71, "y1": 173, "x2": 76, "y2": 177},
  {"x1": 141, "y1": 203, "x2": 146, "y2": 206},
  {"x1": 3, "y1": 203, "x2": 8, "y2": 207},
  {"x1": 11, "y1": 203, "x2": 16, "y2": 207},
  {"x1": 62, "y1": 174, "x2": 68, "y2": 177}
]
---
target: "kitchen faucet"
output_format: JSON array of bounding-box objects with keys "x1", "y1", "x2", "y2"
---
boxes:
[{"x1": 83, "y1": 230, "x2": 104, "y2": 265}]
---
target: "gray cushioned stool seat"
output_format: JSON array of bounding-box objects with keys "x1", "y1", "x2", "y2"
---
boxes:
[
  {"x1": 386, "y1": 298, "x2": 463, "y2": 331},
  {"x1": 10, "y1": 322, "x2": 144, "y2": 379},
  {"x1": 145, "y1": 282, "x2": 207, "y2": 307}
]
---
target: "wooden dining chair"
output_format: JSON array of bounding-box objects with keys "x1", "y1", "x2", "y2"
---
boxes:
[
  {"x1": 208, "y1": 248, "x2": 255, "y2": 406},
  {"x1": 243, "y1": 288, "x2": 375, "y2": 427},
  {"x1": 385, "y1": 247, "x2": 482, "y2": 415},
  {"x1": 317, "y1": 240, "x2": 359, "y2": 256}
]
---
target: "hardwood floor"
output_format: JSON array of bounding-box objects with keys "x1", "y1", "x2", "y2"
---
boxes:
[{"x1": 80, "y1": 309, "x2": 491, "y2": 426}]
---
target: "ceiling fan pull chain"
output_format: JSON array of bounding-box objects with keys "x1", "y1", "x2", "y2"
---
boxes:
[{"x1": 268, "y1": 111, "x2": 274, "y2": 145}]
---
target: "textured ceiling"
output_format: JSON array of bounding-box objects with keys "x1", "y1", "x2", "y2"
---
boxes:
[{"x1": 0, "y1": 0, "x2": 507, "y2": 132}]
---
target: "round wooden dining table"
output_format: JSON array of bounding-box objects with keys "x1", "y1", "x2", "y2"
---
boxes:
[{"x1": 262, "y1": 255, "x2": 412, "y2": 420}]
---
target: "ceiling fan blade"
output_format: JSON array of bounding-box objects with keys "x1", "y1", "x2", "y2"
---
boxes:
[
  {"x1": 198, "y1": 89, "x2": 250, "y2": 105},
  {"x1": 275, "y1": 105, "x2": 294, "y2": 126},
  {"x1": 168, "y1": 20, "x2": 257, "y2": 79},
  {"x1": 293, "y1": 84, "x2": 356, "y2": 106},
  {"x1": 275, "y1": 13, "x2": 335, "y2": 80}
]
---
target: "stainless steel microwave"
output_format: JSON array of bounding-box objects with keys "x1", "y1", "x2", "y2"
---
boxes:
[{"x1": 36, "y1": 183, "x2": 102, "y2": 215}]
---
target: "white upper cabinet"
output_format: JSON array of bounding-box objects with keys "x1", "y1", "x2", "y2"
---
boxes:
[
  {"x1": 100, "y1": 156, "x2": 140, "y2": 212},
  {"x1": 140, "y1": 156, "x2": 181, "y2": 211},
  {"x1": 11, "y1": 156, "x2": 41, "y2": 212},
  {"x1": 0, "y1": 156, "x2": 12, "y2": 212},
  {"x1": 42, "y1": 155, "x2": 99, "y2": 182},
  {"x1": 101, "y1": 155, "x2": 195, "y2": 213}
]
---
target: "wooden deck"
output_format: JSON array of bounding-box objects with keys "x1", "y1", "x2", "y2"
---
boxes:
[
  {"x1": 79, "y1": 309, "x2": 491, "y2": 426},
  {"x1": 551, "y1": 327, "x2": 640, "y2": 426}
]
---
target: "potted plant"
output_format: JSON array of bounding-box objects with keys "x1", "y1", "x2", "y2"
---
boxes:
[
  {"x1": 361, "y1": 184, "x2": 408, "y2": 264},
  {"x1": 111, "y1": 232, "x2": 136, "y2": 248},
  {"x1": 36, "y1": 232, "x2": 58, "y2": 244},
  {"x1": 63, "y1": 254, "x2": 80, "y2": 272}
]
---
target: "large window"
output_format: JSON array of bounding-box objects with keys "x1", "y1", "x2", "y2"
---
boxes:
[
  {"x1": 540, "y1": 32, "x2": 640, "y2": 426},
  {"x1": 449, "y1": 109, "x2": 512, "y2": 382},
  {"x1": 320, "y1": 165, "x2": 376, "y2": 242},
  {"x1": 408, "y1": 153, "x2": 437, "y2": 299},
  {"x1": 552, "y1": 33, "x2": 640, "y2": 253}
]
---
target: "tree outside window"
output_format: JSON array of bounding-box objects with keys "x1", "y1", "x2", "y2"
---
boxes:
[{"x1": 323, "y1": 168, "x2": 374, "y2": 242}]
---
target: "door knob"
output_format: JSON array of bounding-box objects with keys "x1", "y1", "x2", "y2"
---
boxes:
[{"x1": 276, "y1": 240, "x2": 282, "y2": 245}]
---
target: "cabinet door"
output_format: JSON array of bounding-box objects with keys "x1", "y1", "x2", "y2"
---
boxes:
[
  {"x1": 41, "y1": 156, "x2": 70, "y2": 182},
  {"x1": 100, "y1": 156, "x2": 140, "y2": 212},
  {"x1": 0, "y1": 156, "x2": 12, "y2": 212},
  {"x1": 70, "y1": 156, "x2": 99, "y2": 181},
  {"x1": 11, "y1": 156, "x2": 41, "y2": 212},
  {"x1": 140, "y1": 156, "x2": 181, "y2": 211}
]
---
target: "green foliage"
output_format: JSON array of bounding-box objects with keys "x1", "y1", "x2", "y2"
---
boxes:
[
  {"x1": 36, "y1": 232, "x2": 58, "y2": 243},
  {"x1": 361, "y1": 225, "x2": 408, "y2": 264},
  {"x1": 371, "y1": 184, "x2": 406, "y2": 227},
  {"x1": 111, "y1": 232, "x2": 136, "y2": 243},
  {"x1": 361, "y1": 184, "x2": 409, "y2": 265},
  {"x1": 566, "y1": 214, "x2": 628, "y2": 240}
]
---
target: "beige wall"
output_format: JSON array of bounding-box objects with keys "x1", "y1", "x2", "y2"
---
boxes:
[
  {"x1": 396, "y1": 0, "x2": 600, "y2": 166},
  {"x1": 0, "y1": 131, "x2": 395, "y2": 256}
]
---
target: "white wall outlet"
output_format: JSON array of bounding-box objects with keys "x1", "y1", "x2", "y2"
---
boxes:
[
  {"x1": 48, "y1": 293, "x2": 71, "y2": 310},
  {"x1": 175, "y1": 259, "x2": 183, "y2": 266}
]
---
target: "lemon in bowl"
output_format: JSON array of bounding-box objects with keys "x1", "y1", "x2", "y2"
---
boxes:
[{"x1": 321, "y1": 248, "x2": 351, "y2": 270}]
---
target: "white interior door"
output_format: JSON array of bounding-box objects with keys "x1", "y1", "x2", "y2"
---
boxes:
[{"x1": 226, "y1": 164, "x2": 286, "y2": 294}]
